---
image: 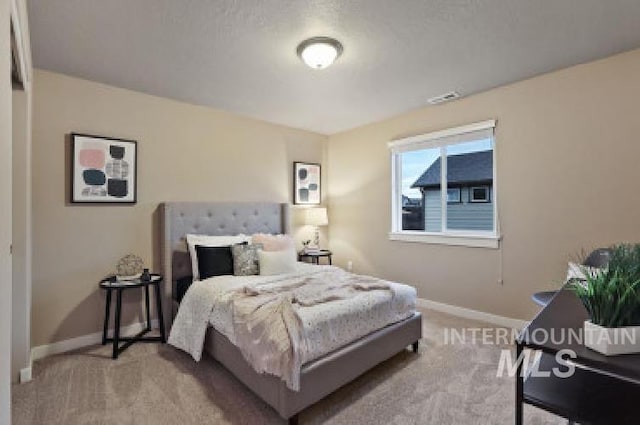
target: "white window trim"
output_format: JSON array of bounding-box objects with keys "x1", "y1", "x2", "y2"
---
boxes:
[
  {"x1": 389, "y1": 120, "x2": 500, "y2": 249},
  {"x1": 388, "y1": 120, "x2": 496, "y2": 152},
  {"x1": 470, "y1": 186, "x2": 490, "y2": 203},
  {"x1": 388, "y1": 231, "x2": 501, "y2": 249}
]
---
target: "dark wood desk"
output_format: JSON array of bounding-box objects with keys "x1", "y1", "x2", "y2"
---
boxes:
[{"x1": 516, "y1": 289, "x2": 640, "y2": 424}]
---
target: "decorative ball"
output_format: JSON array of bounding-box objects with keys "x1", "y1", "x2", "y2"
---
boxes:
[{"x1": 116, "y1": 254, "x2": 144, "y2": 277}]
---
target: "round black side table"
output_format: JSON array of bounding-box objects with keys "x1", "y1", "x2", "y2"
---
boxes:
[{"x1": 100, "y1": 274, "x2": 166, "y2": 359}]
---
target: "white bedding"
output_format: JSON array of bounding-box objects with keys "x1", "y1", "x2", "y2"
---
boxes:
[{"x1": 169, "y1": 263, "x2": 416, "y2": 389}]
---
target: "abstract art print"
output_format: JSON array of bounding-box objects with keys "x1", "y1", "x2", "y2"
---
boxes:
[
  {"x1": 293, "y1": 162, "x2": 321, "y2": 205},
  {"x1": 71, "y1": 133, "x2": 137, "y2": 203}
]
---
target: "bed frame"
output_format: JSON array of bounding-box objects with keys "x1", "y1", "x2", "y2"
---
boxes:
[{"x1": 159, "y1": 202, "x2": 422, "y2": 424}]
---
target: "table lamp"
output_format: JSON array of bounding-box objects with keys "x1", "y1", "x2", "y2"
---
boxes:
[{"x1": 303, "y1": 207, "x2": 328, "y2": 249}]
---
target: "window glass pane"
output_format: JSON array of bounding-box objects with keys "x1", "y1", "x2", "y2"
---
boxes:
[
  {"x1": 445, "y1": 139, "x2": 494, "y2": 232},
  {"x1": 447, "y1": 188, "x2": 461, "y2": 203},
  {"x1": 400, "y1": 148, "x2": 440, "y2": 231},
  {"x1": 471, "y1": 186, "x2": 489, "y2": 202}
]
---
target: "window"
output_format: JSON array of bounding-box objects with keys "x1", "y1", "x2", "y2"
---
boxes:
[
  {"x1": 470, "y1": 186, "x2": 490, "y2": 203},
  {"x1": 389, "y1": 120, "x2": 499, "y2": 248},
  {"x1": 447, "y1": 188, "x2": 461, "y2": 203}
]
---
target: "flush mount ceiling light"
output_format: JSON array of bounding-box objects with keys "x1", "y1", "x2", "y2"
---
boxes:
[{"x1": 296, "y1": 37, "x2": 343, "y2": 69}]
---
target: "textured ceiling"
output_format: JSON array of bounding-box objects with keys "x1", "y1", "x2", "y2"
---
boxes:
[{"x1": 28, "y1": 0, "x2": 640, "y2": 134}]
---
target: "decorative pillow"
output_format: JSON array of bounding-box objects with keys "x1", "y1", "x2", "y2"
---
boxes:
[
  {"x1": 232, "y1": 243, "x2": 263, "y2": 276},
  {"x1": 251, "y1": 233, "x2": 295, "y2": 252},
  {"x1": 259, "y1": 248, "x2": 297, "y2": 276},
  {"x1": 195, "y1": 245, "x2": 235, "y2": 280},
  {"x1": 186, "y1": 234, "x2": 250, "y2": 280}
]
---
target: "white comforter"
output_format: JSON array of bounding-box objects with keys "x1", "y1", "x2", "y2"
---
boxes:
[{"x1": 168, "y1": 263, "x2": 416, "y2": 390}]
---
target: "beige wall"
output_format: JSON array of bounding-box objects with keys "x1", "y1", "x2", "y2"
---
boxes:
[
  {"x1": 327, "y1": 48, "x2": 640, "y2": 321},
  {"x1": 32, "y1": 70, "x2": 326, "y2": 346},
  {"x1": 31, "y1": 48, "x2": 640, "y2": 344}
]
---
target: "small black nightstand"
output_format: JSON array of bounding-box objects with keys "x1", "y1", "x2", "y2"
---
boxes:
[
  {"x1": 100, "y1": 274, "x2": 166, "y2": 359},
  {"x1": 298, "y1": 250, "x2": 332, "y2": 265}
]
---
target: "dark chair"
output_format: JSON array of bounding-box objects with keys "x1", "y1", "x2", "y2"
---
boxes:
[
  {"x1": 582, "y1": 248, "x2": 612, "y2": 268},
  {"x1": 532, "y1": 291, "x2": 558, "y2": 307},
  {"x1": 531, "y1": 248, "x2": 612, "y2": 307}
]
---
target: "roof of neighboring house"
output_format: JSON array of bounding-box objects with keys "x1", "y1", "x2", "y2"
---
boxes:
[
  {"x1": 402, "y1": 195, "x2": 422, "y2": 206},
  {"x1": 411, "y1": 150, "x2": 493, "y2": 188}
]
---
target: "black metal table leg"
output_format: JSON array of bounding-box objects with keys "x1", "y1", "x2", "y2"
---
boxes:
[
  {"x1": 154, "y1": 281, "x2": 166, "y2": 342},
  {"x1": 113, "y1": 288, "x2": 122, "y2": 359},
  {"x1": 102, "y1": 289, "x2": 112, "y2": 345},
  {"x1": 145, "y1": 284, "x2": 151, "y2": 332},
  {"x1": 329, "y1": 255, "x2": 332, "y2": 265},
  {"x1": 100, "y1": 276, "x2": 166, "y2": 360},
  {"x1": 515, "y1": 343, "x2": 523, "y2": 425}
]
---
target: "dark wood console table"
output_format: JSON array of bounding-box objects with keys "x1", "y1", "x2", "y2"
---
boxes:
[{"x1": 515, "y1": 289, "x2": 640, "y2": 424}]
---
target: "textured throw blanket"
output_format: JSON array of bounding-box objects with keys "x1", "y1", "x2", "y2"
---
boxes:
[
  {"x1": 168, "y1": 279, "x2": 223, "y2": 362},
  {"x1": 233, "y1": 271, "x2": 391, "y2": 390},
  {"x1": 169, "y1": 268, "x2": 392, "y2": 391}
]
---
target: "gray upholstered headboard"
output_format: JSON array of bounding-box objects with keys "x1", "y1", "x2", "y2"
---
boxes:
[{"x1": 159, "y1": 202, "x2": 290, "y2": 327}]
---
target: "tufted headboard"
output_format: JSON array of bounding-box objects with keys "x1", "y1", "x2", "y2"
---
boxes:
[{"x1": 159, "y1": 202, "x2": 290, "y2": 328}]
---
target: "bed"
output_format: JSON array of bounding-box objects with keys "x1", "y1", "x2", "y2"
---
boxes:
[{"x1": 159, "y1": 202, "x2": 422, "y2": 424}]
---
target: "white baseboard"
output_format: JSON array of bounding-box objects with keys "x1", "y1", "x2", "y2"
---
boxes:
[
  {"x1": 416, "y1": 298, "x2": 527, "y2": 330},
  {"x1": 19, "y1": 366, "x2": 32, "y2": 383},
  {"x1": 31, "y1": 319, "x2": 159, "y2": 362}
]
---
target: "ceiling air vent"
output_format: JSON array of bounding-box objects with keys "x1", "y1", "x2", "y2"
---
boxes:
[{"x1": 427, "y1": 91, "x2": 460, "y2": 105}]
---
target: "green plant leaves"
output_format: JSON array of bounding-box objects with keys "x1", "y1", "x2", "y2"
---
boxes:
[{"x1": 569, "y1": 244, "x2": 640, "y2": 328}]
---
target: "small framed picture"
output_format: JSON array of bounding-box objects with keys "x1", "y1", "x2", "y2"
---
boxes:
[
  {"x1": 71, "y1": 133, "x2": 138, "y2": 204},
  {"x1": 293, "y1": 162, "x2": 321, "y2": 205}
]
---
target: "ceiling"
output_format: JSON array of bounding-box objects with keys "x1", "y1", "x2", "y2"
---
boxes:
[{"x1": 28, "y1": 0, "x2": 640, "y2": 135}]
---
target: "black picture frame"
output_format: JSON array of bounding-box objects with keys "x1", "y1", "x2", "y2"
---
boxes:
[
  {"x1": 71, "y1": 133, "x2": 138, "y2": 204},
  {"x1": 293, "y1": 162, "x2": 321, "y2": 205}
]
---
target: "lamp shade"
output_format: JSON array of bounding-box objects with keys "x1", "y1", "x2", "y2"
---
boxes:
[{"x1": 303, "y1": 207, "x2": 328, "y2": 226}]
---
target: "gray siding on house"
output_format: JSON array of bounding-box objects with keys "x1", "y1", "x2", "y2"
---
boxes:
[
  {"x1": 424, "y1": 189, "x2": 441, "y2": 232},
  {"x1": 424, "y1": 186, "x2": 493, "y2": 231}
]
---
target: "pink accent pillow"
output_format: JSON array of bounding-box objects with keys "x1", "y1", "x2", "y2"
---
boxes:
[{"x1": 251, "y1": 233, "x2": 295, "y2": 252}]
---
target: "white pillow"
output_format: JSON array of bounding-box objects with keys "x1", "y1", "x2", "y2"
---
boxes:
[
  {"x1": 186, "y1": 234, "x2": 250, "y2": 280},
  {"x1": 251, "y1": 233, "x2": 295, "y2": 251},
  {"x1": 259, "y1": 248, "x2": 297, "y2": 276}
]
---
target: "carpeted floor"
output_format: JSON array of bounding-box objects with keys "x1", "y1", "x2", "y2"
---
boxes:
[{"x1": 12, "y1": 308, "x2": 564, "y2": 424}]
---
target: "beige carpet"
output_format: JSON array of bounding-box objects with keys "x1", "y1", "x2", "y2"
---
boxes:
[{"x1": 12, "y1": 308, "x2": 564, "y2": 424}]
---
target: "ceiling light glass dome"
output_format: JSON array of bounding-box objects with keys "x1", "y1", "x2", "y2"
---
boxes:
[{"x1": 297, "y1": 37, "x2": 343, "y2": 69}]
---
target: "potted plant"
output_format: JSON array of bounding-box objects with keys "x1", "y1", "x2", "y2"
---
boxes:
[{"x1": 569, "y1": 244, "x2": 640, "y2": 356}]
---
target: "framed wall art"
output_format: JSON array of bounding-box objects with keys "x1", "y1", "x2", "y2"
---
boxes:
[
  {"x1": 71, "y1": 133, "x2": 138, "y2": 204},
  {"x1": 293, "y1": 162, "x2": 321, "y2": 205}
]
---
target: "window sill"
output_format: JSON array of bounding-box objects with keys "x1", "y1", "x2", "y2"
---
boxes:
[{"x1": 388, "y1": 231, "x2": 501, "y2": 249}]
